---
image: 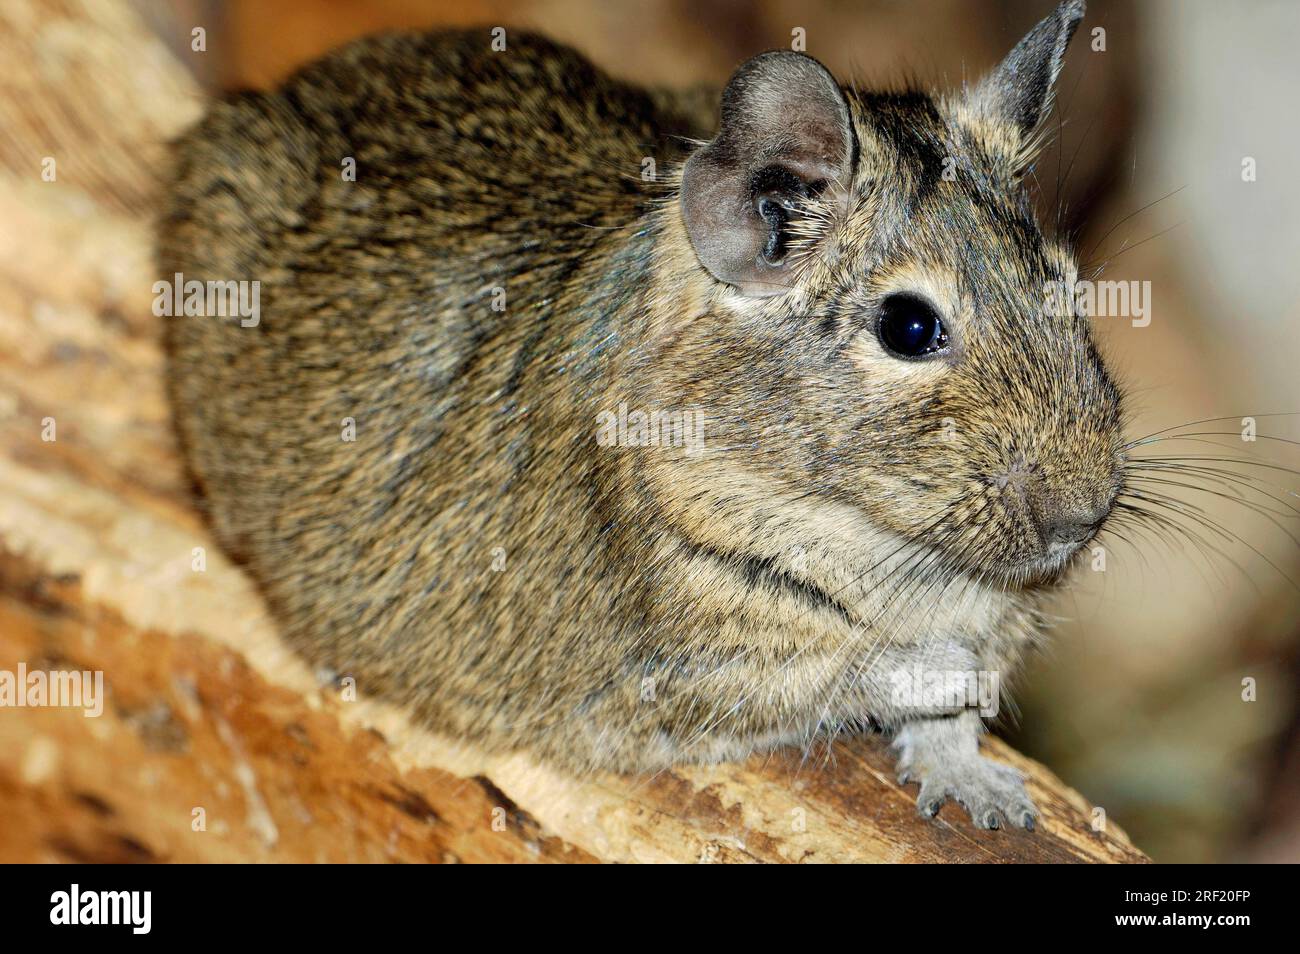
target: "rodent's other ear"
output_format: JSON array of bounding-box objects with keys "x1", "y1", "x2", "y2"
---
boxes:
[
  {"x1": 680, "y1": 51, "x2": 853, "y2": 297},
  {"x1": 971, "y1": 0, "x2": 1085, "y2": 142}
]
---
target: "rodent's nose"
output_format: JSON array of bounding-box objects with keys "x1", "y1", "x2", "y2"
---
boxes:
[
  {"x1": 998, "y1": 458, "x2": 1115, "y2": 548},
  {"x1": 1039, "y1": 506, "x2": 1108, "y2": 546}
]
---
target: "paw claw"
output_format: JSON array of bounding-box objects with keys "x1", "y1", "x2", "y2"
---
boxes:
[
  {"x1": 898, "y1": 751, "x2": 1039, "y2": 832},
  {"x1": 894, "y1": 717, "x2": 1040, "y2": 832}
]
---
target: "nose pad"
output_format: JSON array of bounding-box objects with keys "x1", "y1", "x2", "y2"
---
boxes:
[
  {"x1": 999, "y1": 457, "x2": 1118, "y2": 550},
  {"x1": 1038, "y1": 503, "x2": 1109, "y2": 546},
  {"x1": 1042, "y1": 514, "x2": 1102, "y2": 546}
]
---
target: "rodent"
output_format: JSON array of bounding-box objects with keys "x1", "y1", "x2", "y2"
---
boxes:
[{"x1": 160, "y1": 0, "x2": 1123, "y2": 829}]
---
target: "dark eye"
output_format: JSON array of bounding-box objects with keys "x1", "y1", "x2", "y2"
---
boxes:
[{"x1": 876, "y1": 294, "x2": 950, "y2": 359}]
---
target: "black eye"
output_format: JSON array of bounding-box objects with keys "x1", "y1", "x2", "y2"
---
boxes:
[{"x1": 876, "y1": 294, "x2": 950, "y2": 359}]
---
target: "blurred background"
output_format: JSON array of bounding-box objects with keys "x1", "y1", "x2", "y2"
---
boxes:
[{"x1": 5, "y1": 0, "x2": 1299, "y2": 861}]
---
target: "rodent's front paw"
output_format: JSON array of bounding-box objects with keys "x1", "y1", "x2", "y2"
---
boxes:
[
  {"x1": 893, "y1": 714, "x2": 1039, "y2": 830},
  {"x1": 897, "y1": 753, "x2": 1038, "y2": 830}
]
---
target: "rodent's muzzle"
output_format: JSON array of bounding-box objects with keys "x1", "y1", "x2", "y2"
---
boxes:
[{"x1": 990, "y1": 452, "x2": 1120, "y2": 571}]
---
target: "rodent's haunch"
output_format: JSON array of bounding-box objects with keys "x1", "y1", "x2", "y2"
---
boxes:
[{"x1": 162, "y1": 1, "x2": 1121, "y2": 829}]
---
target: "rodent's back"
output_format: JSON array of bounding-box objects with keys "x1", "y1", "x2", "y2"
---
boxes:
[{"x1": 160, "y1": 31, "x2": 707, "y2": 743}]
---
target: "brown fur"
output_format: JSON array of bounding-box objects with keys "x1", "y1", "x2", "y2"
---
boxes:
[{"x1": 161, "y1": 7, "x2": 1121, "y2": 826}]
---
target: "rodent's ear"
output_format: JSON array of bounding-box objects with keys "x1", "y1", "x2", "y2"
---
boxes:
[
  {"x1": 971, "y1": 0, "x2": 1085, "y2": 145},
  {"x1": 680, "y1": 51, "x2": 853, "y2": 297}
]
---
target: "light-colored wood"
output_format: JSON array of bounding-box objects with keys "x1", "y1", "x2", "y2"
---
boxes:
[{"x1": 0, "y1": 0, "x2": 1146, "y2": 864}]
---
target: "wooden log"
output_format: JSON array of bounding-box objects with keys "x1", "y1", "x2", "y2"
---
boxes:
[{"x1": 0, "y1": 0, "x2": 1146, "y2": 864}]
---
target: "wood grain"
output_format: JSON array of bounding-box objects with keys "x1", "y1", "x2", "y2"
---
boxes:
[{"x1": 0, "y1": 0, "x2": 1146, "y2": 864}]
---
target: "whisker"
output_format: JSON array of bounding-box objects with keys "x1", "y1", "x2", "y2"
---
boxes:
[
  {"x1": 1124, "y1": 412, "x2": 1300, "y2": 447},
  {"x1": 1112, "y1": 500, "x2": 1243, "y2": 594},
  {"x1": 1130, "y1": 452, "x2": 1300, "y2": 482},
  {"x1": 1120, "y1": 491, "x2": 1300, "y2": 592},
  {"x1": 1081, "y1": 185, "x2": 1186, "y2": 264},
  {"x1": 1080, "y1": 221, "x2": 1183, "y2": 273},
  {"x1": 1126, "y1": 473, "x2": 1300, "y2": 522},
  {"x1": 1127, "y1": 458, "x2": 1300, "y2": 499},
  {"x1": 1133, "y1": 430, "x2": 1300, "y2": 452}
]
